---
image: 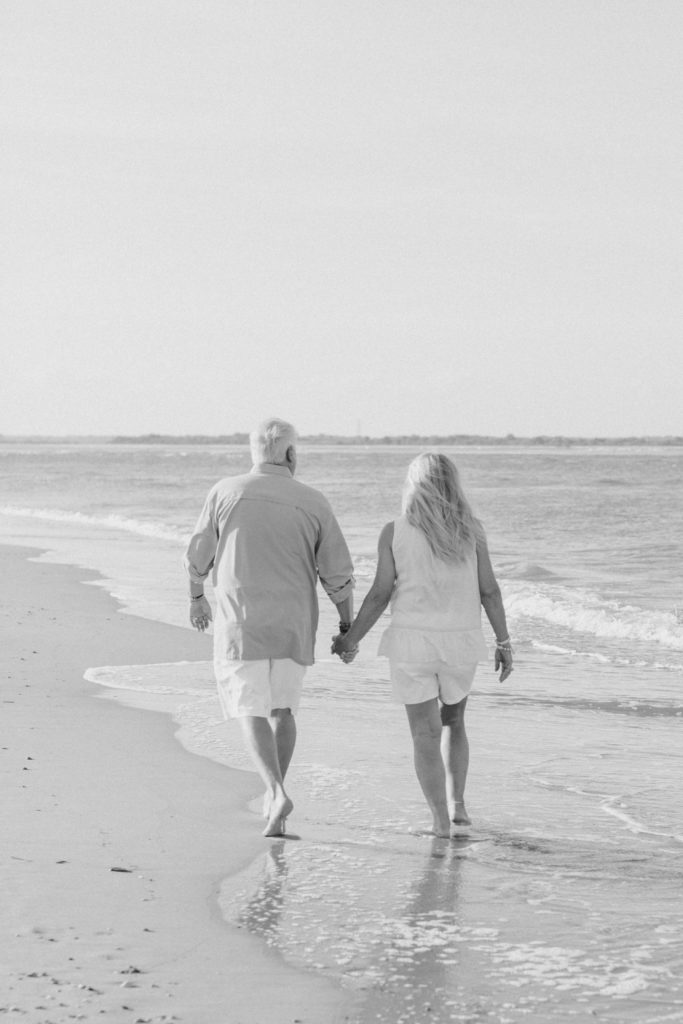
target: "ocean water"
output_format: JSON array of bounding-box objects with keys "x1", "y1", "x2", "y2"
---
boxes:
[{"x1": 2, "y1": 442, "x2": 683, "y2": 1022}]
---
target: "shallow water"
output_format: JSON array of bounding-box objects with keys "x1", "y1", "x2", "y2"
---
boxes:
[
  {"x1": 86, "y1": 645, "x2": 683, "y2": 1022},
  {"x1": 3, "y1": 442, "x2": 683, "y2": 1021},
  {"x1": 220, "y1": 836, "x2": 683, "y2": 1023}
]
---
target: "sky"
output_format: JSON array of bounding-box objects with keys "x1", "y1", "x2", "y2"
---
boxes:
[{"x1": 2, "y1": 1, "x2": 682, "y2": 438}]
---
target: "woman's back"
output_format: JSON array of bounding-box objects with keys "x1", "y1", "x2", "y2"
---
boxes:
[
  {"x1": 390, "y1": 516, "x2": 482, "y2": 629},
  {"x1": 378, "y1": 516, "x2": 489, "y2": 665}
]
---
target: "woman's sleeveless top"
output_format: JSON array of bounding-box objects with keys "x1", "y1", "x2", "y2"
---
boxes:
[{"x1": 377, "y1": 516, "x2": 489, "y2": 665}]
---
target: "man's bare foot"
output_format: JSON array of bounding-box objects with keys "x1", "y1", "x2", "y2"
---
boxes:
[{"x1": 263, "y1": 794, "x2": 294, "y2": 837}]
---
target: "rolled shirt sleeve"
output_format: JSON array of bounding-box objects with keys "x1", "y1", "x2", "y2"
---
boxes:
[
  {"x1": 316, "y1": 503, "x2": 355, "y2": 605},
  {"x1": 184, "y1": 487, "x2": 219, "y2": 584}
]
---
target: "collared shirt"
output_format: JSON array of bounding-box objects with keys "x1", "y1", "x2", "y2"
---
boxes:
[{"x1": 184, "y1": 463, "x2": 354, "y2": 666}]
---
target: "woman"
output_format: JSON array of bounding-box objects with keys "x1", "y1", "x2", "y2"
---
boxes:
[{"x1": 332, "y1": 453, "x2": 513, "y2": 839}]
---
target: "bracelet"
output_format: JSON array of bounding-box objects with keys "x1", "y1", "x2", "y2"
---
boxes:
[
  {"x1": 338, "y1": 621, "x2": 351, "y2": 634},
  {"x1": 190, "y1": 594, "x2": 205, "y2": 602},
  {"x1": 496, "y1": 637, "x2": 513, "y2": 652}
]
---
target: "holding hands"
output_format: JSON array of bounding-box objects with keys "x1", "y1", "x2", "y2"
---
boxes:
[
  {"x1": 331, "y1": 634, "x2": 359, "y2": 663},
  {"x1": 331, "y1": 621, "x2": 359, "y2": 664}
]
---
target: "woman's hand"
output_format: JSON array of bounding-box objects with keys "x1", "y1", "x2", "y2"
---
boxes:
[
  {"x1": 495, "y1": 645, "x2": 514, "y2": 682},
  {"x1": 190, "y1": 595, "x2": 213, "y2": 632}
]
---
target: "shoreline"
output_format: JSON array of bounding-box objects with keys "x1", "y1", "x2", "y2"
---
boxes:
[{"x1": 2, "y1": 543, "x2": 349, "y2": 1023}]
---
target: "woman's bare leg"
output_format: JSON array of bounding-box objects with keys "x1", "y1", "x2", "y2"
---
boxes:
[
  {"x1": 440, "y1": 697, "x2": 470, "y2": 824},
  {"x1": 405, "y1": 699, "x2": 451, "y2": 837}
]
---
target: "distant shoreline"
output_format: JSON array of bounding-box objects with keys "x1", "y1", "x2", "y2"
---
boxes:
[{"x1": 1, "y1": 433, "x2": 682, "y2": 447}]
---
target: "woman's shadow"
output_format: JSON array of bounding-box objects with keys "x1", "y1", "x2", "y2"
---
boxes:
[{"x1": 346, "y1": 835, "x2": 478, "y2": 1021}]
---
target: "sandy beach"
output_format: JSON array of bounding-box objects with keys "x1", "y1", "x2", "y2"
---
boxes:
[{"x1": 2, "y1": 544, "x2": 348, "y2": 1024}]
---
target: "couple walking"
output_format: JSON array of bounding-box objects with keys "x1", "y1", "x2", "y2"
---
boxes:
[{"x1": 184, "y1": 418, "x2": 512, "y2": 839}]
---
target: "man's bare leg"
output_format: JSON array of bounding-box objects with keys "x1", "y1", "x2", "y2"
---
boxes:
[
  {"x1": 239, "y1": 716, "x2": 293, "y2": 837},
  {"x1": 405, "y1": 699, "x2": 451, "y2": 837},
  {"x1": 440, "y1": 697, "x2": 471, "y2": 825},
  {"x1": 262, "y1": 708, "x2": 297, "y2": 819},
  {"x1": 271, "y1": 707, "x2": 297, "y2": 778}
]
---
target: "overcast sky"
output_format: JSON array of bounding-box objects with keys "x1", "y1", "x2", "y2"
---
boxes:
[{"x1": 2, "y1": 1, "x2": 682, "y2": 437}]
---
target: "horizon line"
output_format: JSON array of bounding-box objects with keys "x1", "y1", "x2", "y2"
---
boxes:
[{"x1": 1, "y1": 432, "x2": 682, "y2": 446}]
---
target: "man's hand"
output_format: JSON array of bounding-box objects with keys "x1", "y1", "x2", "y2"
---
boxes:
[
  {"x1": 495, "y1": 646, "x2": 514, "y2": 682},
  {"x1": 331, "y1": 633, "x2": 359, "y2": 664},
  {"x1": 190, "y1": 595, "x2": 213, "y2": 633}
]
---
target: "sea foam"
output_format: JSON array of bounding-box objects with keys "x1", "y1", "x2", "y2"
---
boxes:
[
  {"x1": 506, "y1": 581, "x2": 683, "y2": 652},
  {"x1": 0, "y1": 504, "x2": 187, "y2": 544}
]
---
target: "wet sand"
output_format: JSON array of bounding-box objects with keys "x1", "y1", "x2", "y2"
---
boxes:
[{"x1": 1, "y1": 545, "x2": 347, "y2": 1024}]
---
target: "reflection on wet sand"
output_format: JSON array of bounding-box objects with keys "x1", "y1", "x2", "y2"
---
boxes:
[
  {"x1": 354, "y1": 837, "x2": 469, "y2": 1023},
  {"x1": 222, "y1": 835, "x2": 501, "y2": 1023},
  {"x1": 220, "y1": 822, "x2": 683, "y2": 1023},
  {"x1": 237, "y1": 840, "x2": 289, "y2": 943}
]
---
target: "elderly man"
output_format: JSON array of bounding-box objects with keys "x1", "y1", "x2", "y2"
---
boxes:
[{"x1": 184, "y1": 418, "x2": 354, "y2": 837}]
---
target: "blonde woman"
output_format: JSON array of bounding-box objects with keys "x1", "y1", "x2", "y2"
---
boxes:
[{"x1": 332, "y1": 453, "x2": 513, "y2": 839}]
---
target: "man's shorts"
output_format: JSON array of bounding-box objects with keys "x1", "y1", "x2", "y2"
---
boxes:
[
  {"x1": 389, "y1": 660, "x2": 477, "y2": 707},
  {"x1": 214, "y1": 658, "x2": 307, "y2": 720}
]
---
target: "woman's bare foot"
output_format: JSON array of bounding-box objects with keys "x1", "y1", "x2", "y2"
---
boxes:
[
  {"x1": 452, "y1": 800, "x2": 471, "y2": 825},
  {"x1": 431, "y1": 813, "x2": 452, "y2": 838},
  {"x1": 263, "y1": 794, "x2": 294, "y2": 837},
  {"x1": 451, "y1": 800, "x2": 471, "y2": 832}
]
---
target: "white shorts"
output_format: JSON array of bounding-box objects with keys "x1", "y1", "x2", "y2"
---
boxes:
[
  {"x1": 214, "y1": 658, "x2": 307, "y2": 720},
  {"x1": 389, "y1": 660, "x2": 477, "y2": 707}
]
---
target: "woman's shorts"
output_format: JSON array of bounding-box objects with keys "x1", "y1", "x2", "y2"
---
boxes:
[
  {"x1": 389, "y1": 660, "x2": 477, "y2": 707},
  {"x1": 214, "y1": 658, "x2": 307, "y2": 719}
]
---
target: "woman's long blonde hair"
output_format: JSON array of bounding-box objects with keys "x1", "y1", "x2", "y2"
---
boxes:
[{"x1": 402, "y1": 453, "x2": 480, "y2": 562}]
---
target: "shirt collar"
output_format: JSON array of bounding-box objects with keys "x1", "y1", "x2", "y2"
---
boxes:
[{"x1": 250, "y1": 463, "x2": 293, "y2": 478}]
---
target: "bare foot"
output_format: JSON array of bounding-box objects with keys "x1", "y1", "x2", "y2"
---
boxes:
[
  {"x1": 262, "y1": 792, "x2": 271, "y2": 819},
  {"x1": 431, "y1": 814, "x2": 452, "y2": 839},
  {"x1": 451, "y1": 800, "x2": 471, "y2": 833},
  {"x1": 263, "y1": 794, "x2": 294, "y2": 837}
]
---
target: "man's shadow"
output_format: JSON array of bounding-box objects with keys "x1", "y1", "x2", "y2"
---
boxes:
[{"x1": 236, "y1": 839, "x2": 289, "y2": 943}]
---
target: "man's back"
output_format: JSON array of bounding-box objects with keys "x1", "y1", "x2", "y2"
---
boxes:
[{"x1": 185, "y1": 463, "x2": 353, "y2": 665}]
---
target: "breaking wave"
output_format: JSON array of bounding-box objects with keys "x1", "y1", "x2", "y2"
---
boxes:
[
  {"x1": 507, "y1": 581, "x2": 683, "y2": 652},
  {"x1": 0, "y1": 504, "x2": 187, "y2": 544}
]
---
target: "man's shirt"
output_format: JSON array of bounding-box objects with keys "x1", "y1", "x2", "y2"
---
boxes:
[{"x1": 184, "y1": 463, "x2": 354, "y2": 666}]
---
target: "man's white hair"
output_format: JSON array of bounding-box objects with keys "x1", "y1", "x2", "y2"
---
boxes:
[{"x1": 250, "y1": 418, "x2": 297, "y2": 465}]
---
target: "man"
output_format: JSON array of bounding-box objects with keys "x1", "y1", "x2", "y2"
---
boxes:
[{"x1": 184, "y1": 418, "x2": 354, "y2": 837}]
